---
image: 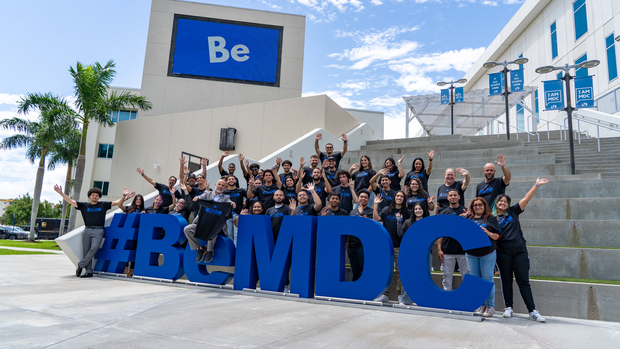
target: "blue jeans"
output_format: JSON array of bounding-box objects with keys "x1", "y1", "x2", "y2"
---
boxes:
[
  {"x1": 466, "y1": 250, "x2": 497, "y2": 307},
  {"x1": 348, "y1": 246, "x2": 364, "y2": 281},
  {"x1": 226, "y1": 212, "x2": 239, "y2": 246}
]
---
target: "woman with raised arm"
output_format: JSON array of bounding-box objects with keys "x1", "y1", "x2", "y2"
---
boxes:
[
  {"x1": 349, "y1": 155, "x2": 376, "y2": 197},
  {"x1": 404, "y1": 150, "x2": 434, "y2": 193},
  {"x1": 494, "y1": 177, "x2": 549, "y2": 323},
  {"x1": 381, "y1": 156, "x2": 405, "y2": 191},
  {"x1": 404, "y1": 178, "x2": 435, "y2": 216}
]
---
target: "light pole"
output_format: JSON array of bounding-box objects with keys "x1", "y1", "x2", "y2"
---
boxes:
[
  {"x1": 437, "y1": 79, "x2": 467, "y2": 135},
  {"x1": 535, "y1": 60, "x2": 600, "y2": 175},
  {"x1": 483, "y1": 57, "x2": 529, "y2": 140}
]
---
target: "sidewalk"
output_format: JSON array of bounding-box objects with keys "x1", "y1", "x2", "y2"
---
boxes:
[{"x1": 1, "y1": 254, "x2": 619, "y2": 348}]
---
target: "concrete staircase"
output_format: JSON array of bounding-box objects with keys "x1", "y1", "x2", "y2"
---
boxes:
[{"x1": 341, "y1": 132, "x2": 620, "y2": 322}]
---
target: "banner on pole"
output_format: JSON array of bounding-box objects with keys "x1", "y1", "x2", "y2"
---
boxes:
[
  {"x1": 543, "y1": 79, "x2": 564, "y2": 111},
  {"x1": 510, "y1": 69, "x2": 524, "y2": 92},
  {"x1": 489, "y1": 72, "x2": 502, "y2": 96},
  {"x1": 455, "y1": 87, "x2": 464, "y2": 103},
  {"x1": 574, "y1": 76, "x2": 594, "y2": 108},
  {"x1": 441, "y1": 89, "x2": 450, "y2": 105}
]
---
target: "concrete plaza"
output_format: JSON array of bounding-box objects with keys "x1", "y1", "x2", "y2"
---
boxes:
[{"x1": 1, "y1": 253, "x2": 619, "y2": 348}]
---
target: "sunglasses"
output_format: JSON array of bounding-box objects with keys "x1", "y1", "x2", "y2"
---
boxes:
[{"x1": 472, "y1": 203, "x2": 484, "y2": 208}]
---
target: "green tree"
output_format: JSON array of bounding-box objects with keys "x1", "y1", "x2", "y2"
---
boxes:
[
  {"x1": 1, "y1": 93, "x2": 78, "y2": 240},
  {"x1": 67, "y1": 60, "x2": 152, "y2": 232},
  {"x1": 2, "y1": 194, "x2": 32, "y2": 226}
]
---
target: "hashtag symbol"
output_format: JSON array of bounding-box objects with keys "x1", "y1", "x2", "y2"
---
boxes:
[{"x1": 94, "y1": 214, "x2": 140, "y2": 274}]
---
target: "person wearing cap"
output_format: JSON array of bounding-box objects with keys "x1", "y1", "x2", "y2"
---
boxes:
[
  {"x1": 315, "y1": 132, "x2": 348, "y2": 169},
  {"x1": 218, "y1": 151, "x2": 240, "y2": 188}
]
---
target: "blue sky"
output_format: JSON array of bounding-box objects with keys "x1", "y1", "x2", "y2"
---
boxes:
[{"x1": 0, "y1": 0, "x2": 523, "y2": 202}]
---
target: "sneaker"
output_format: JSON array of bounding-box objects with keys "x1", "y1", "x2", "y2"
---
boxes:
[
  {"x1": 283, "y1": 285, "x2": 289, "y2": 293},
  {"x1": 503, "y1": 307, "x2": 513, "y2": 318},
  {"x1": 483, "y1": 306, "x2": 495, "y2": 318},
  {"x1": 529, "y1": 310, "x2": 546, "y2": 323},
  {"x1": 76, "y1": 266, "x2": 83, "y2": 277},
  {"x1": 473, "y1": 305, "x2": 486, "y2": 315},
  {"x1": 203, "y1": 250, "x2": 214, "y2": 263},
  {"x1": 373, "y1": 294, "x2": 389, "y2": 303},
  {"x1": 196, "y1": 249, "x2": 204, "y2": 263}
]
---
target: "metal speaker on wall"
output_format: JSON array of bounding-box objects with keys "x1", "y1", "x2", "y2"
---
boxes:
[{"x1": 219, "y1": 128, "x2": 237, "y2": 151}]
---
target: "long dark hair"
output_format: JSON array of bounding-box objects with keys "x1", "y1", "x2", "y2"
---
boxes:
[
  {"x1": 411, "y1": 157, "x2": 425, "y2": 173},
  {"x1": 405, "y1": 178, "x2": 426, "y2": 197},
  {"x1": 152, "y1": 195, "x2": 163, "y2": 209},
  {"x1": 127, "y1": 194, "x2": 145, "y2": 213},
  {"x1": 387, "y1": 190, "x2": 409, "y2": 217},
  {"x1": 405, "y1": 202, "x2": 429, "y2": 226},
  {"x1": 360, "y1": 155, "x2": 373, "y2": 170},
  {"x1": 383, "y1": 157, "x2": 397, "y2": 171},
  {"x1": 251, "y1": 201, "x2": 266, "y2": 215}
]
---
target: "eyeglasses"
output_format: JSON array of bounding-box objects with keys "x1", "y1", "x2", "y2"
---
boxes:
[
  {"x1": 472, "y1": 203, "x2": 484, "y2": 208},
  {"x1": 326, "y1": 146, "x2": 333, "y2": 149}
]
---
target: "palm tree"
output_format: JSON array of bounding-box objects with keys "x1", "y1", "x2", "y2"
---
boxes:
[
  {"x1": 67, "y1": 60, "x2": 152, "y2": 231},
  {"x1": 46, "y1": 128, "x2": 81, "y2": 236},
  {"x1": 0, "y1": 93, "x2": 78, "y2": 241}
]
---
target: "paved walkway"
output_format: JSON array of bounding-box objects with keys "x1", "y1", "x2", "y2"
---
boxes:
[{"x1": 1, "y1": 254, "x2": 619, "y2": 348}]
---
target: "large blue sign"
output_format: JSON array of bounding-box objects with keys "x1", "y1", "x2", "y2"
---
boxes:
[
  {"x1": 543, "y1": 79, "x2": 564, "y2": 111},
  {"x1": 489, "y1": 72, "x2": 503, "y2": 96},
  {"x1": 169, "y1": 15, "x2": 283, "y2": 86},
  {"x1": 440, "y1": 89, "x2": 450, "y2": 105},
  {"x1": 574, "y1": 76, "x2": 594, "y2": 108},
  {"x1": 455, "y1": 87, "x2": 464, "y2": 103},
  {"x1": 95, "y1": 214, "x2": 493, "y2": 312},
  {"x1": 510, "y1": 69, "x2": 524, "y2": 92}
]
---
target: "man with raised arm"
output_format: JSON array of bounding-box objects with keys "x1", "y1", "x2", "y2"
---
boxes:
[
  {"x1": 294, "y1": 183, "x2": 322, "y2": 216},
  {"x1": 296, "y1": 163, "x2": 331, "y2": 208},
  {"x1": 179, "y1": 156, "x2": 207, "y2": 190},
  {"x1": 300, "y1": 155, "x2": 321, "y2": 186},
  {"x1": 331, "y1": 170, "x2": 358, "y2": 214},
  {"x1": 223, "y1": 174, "x2": 246, "y2": 245},
  {"x1": 315, "y1": 132, "x2": 348, "y2": 169},
  {"x1": 476, "y1": 154, "x2": 511, "y2": 208},
  {"x1": 218, "y1": 151, "x2": 240, "y2": 188},
  {"x1": 54, "y1": 185, "x2": 130, "y2": 278},
  {"x1": 435, "y1": 167, "x2": 470, "y2": 214},
  {"x1": 136, "y1": 167, "x2": 182, "y2": 208}
]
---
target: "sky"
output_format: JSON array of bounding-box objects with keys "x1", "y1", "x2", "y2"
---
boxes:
[{"x1": 0, "y1": 0, "x2": 524, "y2": 202}]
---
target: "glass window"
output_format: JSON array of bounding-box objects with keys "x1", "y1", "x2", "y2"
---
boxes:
[
  {"x1": 97, "y1": 144, "x2": 114, "y2": 159},
  {"x1": 93, "y1": 181, "x2": 109, "y2": 196},
  {"x1": 606, "y1": 33, "x2": 618, "y2": 81},
  {"x1": 534, "y1": 90, "x2": 539, "y2": 124},
  {"x1": 516, "y1": 103, "x2": 525, "y2": 131},
  {"x1": 575, "y1": 53, "x2": 588, "y2": 77},
  {"x1": 551, "y1": 21, "x2": 558, "y2": 59},
  {"x1": 573, "y1": 0, "x2": 588, "y2": 40},
  {"x1": 109, "y1": 110, "x2": 137, "y2": 123}
]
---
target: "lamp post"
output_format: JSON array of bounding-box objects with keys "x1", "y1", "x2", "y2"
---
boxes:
[
  {"x1": 483, "y1": 58, "x2": 529, "y2": 140},
  {"x1": 535, "y1": 60, "x2": 600, "y2": 175},
  {"x1": 437, "y1": 78, "x2": 467, "y2": 135}
]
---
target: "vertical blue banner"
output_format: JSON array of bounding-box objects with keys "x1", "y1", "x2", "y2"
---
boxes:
[
  {"x1": 543, "y1": 79, "x2": 564, "y2": 111},
  {"x1": 574, "y1": 76, "x2": 594, "y2": 108},
  {"x1": 440, "y1": 89, "x2": 450, "y2": 105},
  {"x1": 455, "y1": 87, "x2": 464, "y2": 103},
  {"x1": 489, "y1": 72, "x2": 502, "y2": 95},
  {"x1": 510, "y1": 69, "x2": 524, "y2": 92}
]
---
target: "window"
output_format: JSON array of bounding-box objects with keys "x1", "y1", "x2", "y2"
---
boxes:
[
  {"x1": 97, "y1": 144, "x2": 114, "y2": 159},
  {"x1": 575, "y1": 53, "x2": 588, "y2": 77},
  {"x1": 606, "y1": 33, "x2": 618, "y2": 81},
  {"x1": 93, "y1": 181, "x2": 109, "y2": 196},
  {"x1": 516, "y1": 103, "x2": 524, "y2": 131},
  {"x1": 110, "y1": 110, "x2": 137, "y2": 123},
  {"x1": 534, "y1": 90, "x2": 539, "y2": 124},
  {"x1": 573, "y1": 0, "x2": 588, "y2": 40},
  {"x1": 551, "y1": 21, "x2": 558, "y2": 59}
]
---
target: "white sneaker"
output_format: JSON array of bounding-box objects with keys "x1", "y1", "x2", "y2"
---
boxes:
[
  {"x1": 473, "y1": 305, "x2": 486, "y2": 315},
  {"x1": 503, "y1": 307, "x2": 513, "y2": 318},
  {"x1": 373, "y1": 294, "x2": 389, "y2": 303},
  {"x1": 283, "y1": 285, "x2": 289, "y2": 293},
  {"x1": 483, "y1": 306, "x2": 495, "y2": 318},
  {"x1": 529, "y1": 310, "x2": 546, "y2": 323}
]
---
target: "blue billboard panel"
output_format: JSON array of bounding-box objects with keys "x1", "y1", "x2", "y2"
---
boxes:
[
  {"x1": 510, "y1": 69, "x2": 524, "y2": 92},
  {"x1": 574, "y1": 76, "x2": 594, "y2": 108},
  {"x1": 543, "y1": 79, "x2": 564, "y2": 111},
  {"x1": 455, "y1": 87, "x2": 464, "y2": 103},
  {"x1": 489, "y1": 72, "x2": 502, "y2": 95},
  {"x1": 169, "y1": 15, "x2": 283, "y2": 86}
]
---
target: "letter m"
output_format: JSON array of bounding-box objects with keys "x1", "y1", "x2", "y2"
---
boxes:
[{"x1": 233, "y1": 215, "x2": 317, "y2": 298}]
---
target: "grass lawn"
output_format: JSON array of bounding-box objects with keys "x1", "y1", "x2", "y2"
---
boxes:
[
  {"x1": 0, "y1": 249, "x2": 55, "y2": 255},
  {"x1": 0, "y1": 240, "x2": 61, "y2": 250}
]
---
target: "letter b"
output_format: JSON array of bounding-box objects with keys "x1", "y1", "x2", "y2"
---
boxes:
[{"x1": 208, "y1": 36, "x2": 230, "y2": 63}]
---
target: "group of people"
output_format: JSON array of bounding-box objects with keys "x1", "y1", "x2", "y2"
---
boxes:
[{"x1": 55, "y1": 132, "x2": 548, "y2": 322}]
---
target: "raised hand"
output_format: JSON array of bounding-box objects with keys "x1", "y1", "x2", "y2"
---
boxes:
[
  {"x1": 170, "y1": 187, "x2": 177, "y2": 194},
  {"x1": 205, "y1": 181, "x2": 211, "y2": 189},
  {"x1": 455, "y1": 168, "x2": 469, "y2": 176},
  {"x1": 348, "y1": 178, "x2": 354, "y2": 189},
  {"x1": 180, "y1": 157, "x2": 187, "y2": 165},
  {"x1": 316, "y1": 133, "x2": 322, "y2": 141},
  {"x1": 428, "y1": 195, "x2": 435, "y2": 204},
  {"x1": 240, "y1": 208, "x2": 249, "y2": 215},
  {"x1": 495, "y1": 154, "x2": 506, "y2": 168},
  {"x1": 299, "y1": 156, "x2": 306, "y2": 168},
  {"x1": 379, "y1": 168, "x2": 388, "y2": 175},
  {"x1": 351, "y1": 163, "x2": 360, "y2": 171},
  {"x1": 288, "y1": 198, "x2": 297, "y2": 211},
  {"x1": 374, "y1": 195, "x2": 383, "y2": 205},
  {"x1": 53, "y1": 184, "x2": 63, "y2": 194},
  {"x1": 322, "y1": 160, "x2": 329, "y2": 168},
  {"x1": 201, "y1": 157, "x2": 208, "y2": 166},
  {"x1": 341, "y1": 133, "x2": 347, "y2": 142},
  {"x1": 238, "y1": 153, "x2": 244, "y2": 162},
  {"x1": 321, "y1": 207, "x2": 329, "y2": 215},
  {"x1": 306, "y1": 182, "x2": 315, "y2": 192},
  {"x1": 428, "y1": 150, "x2": 435, "y2": 160},
  {"x1": 136, "y1": 167, "x2": 144, "y2": 176},
  {"x1": 127, "y1": 191, "x2": 136, "y2": 199},
  {"x1": 398, "y1": 155, "x2": 404, "y2": 165},
  {"x1": 276, "y1": 157, "x2": 283, "y2": 165},
  {"x1": 535, "y1": 177, "x2": 549, "y2": 186},
  {"x1": 184, "y1": 165, "x2": 190, "y2": 175},
  {"x1": 244, "y1": 159, "x2": 249, "y2": 167},
  {"x1": 179, "y1": 183, "x2": 187, "y2": 191},
  {"x1": 223, "y1": 151, "x2": 229, "y2": 157}
]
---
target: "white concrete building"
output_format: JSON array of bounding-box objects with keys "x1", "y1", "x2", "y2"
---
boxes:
[{"x1": 0, "y1": 199, "x2": 13, "y2": 218}]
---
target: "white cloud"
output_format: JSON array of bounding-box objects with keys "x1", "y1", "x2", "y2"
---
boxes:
[
  {"x1": 295, "y1": 0, "x2": 363, "y2": 13},
  {"x1": 370, "y1": 0, "x2": 383, "y2": 5},
  {"x1": 482, "y1": 1, "x2": 498, "y2": 5},
  {"x1": 368, "y1": 95, "x2": 404, "y2": 108},
  {"x1": 0, "y1": 93, "x2": 23, "y2": 106},
  {"x1": 261, "y1": 0, "x2": 281, "y2": 9},
  {"x1": 337, "y1": 81, "x2": 370, "y2": 91},
  {"x1": 329, "y1": 26, "x2": 420, "y2": 70},
  {"x1": 504, "y1": 0, "x2": 524, "y2": 4}
]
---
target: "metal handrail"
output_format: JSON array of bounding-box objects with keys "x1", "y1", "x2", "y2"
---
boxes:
[
  {"x1": 563, "y1": 117, "x2": 591, "y2": 145},
  {"x1": 564, "y1": 116, "x2": 620, "y2": 151},
  {"x1": 527, "y1": 115, "x2": 567, "y2": 140},
  {"x1": 497, "y1": 120, "x2": 540, "y2": 142}
]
